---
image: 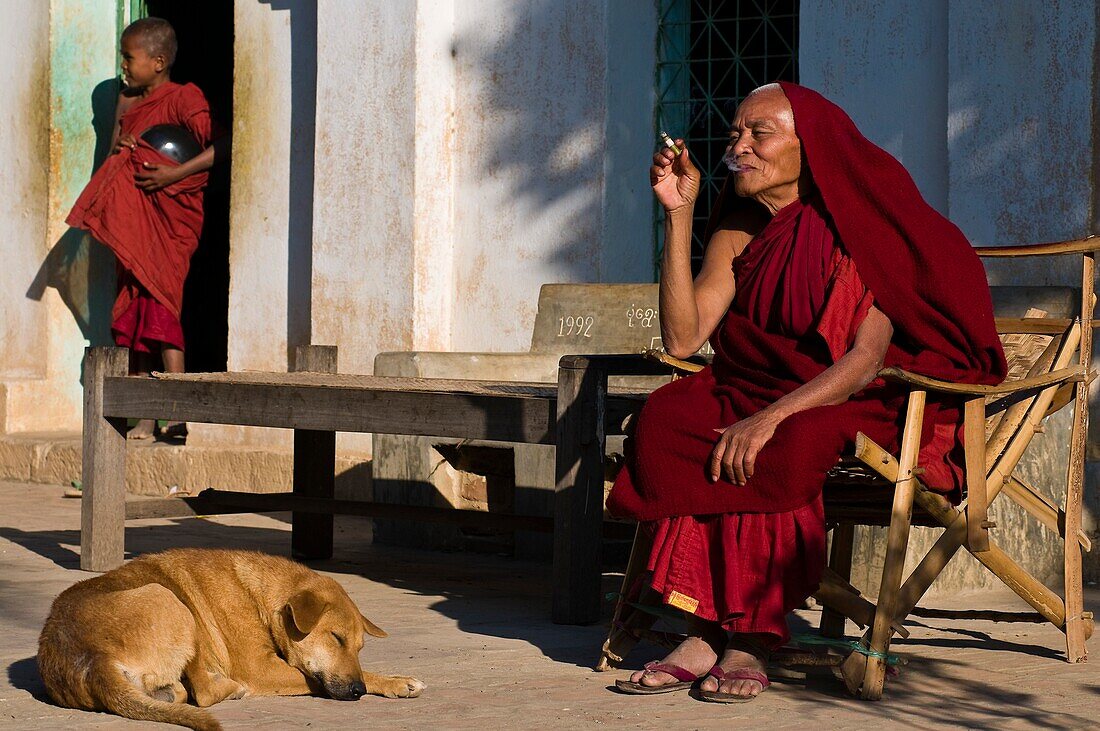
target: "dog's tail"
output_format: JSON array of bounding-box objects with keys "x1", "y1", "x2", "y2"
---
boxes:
[{"x1": 94, "y1": 660, "x2": 222, "y2": 731}]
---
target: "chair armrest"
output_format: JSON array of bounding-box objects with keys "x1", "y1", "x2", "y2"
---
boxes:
[
  {"x1": 641, "y1": 348, "x2": 707, "y2": 375},
  {"x1": 878, "y1": 365, "x2": 1086, "y2": 396},
  {"x1": 977, "y1": 236, "x2": 1100, "y2": 258}
]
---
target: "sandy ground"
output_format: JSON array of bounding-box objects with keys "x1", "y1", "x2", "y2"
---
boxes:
[{"x1": 1, "y1": 479, "x2": 1097, "y2": 730}]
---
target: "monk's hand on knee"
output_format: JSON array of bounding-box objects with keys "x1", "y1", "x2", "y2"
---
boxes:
[{"x1": 710, "y1": 412, "x2": 782, "y2": 486}]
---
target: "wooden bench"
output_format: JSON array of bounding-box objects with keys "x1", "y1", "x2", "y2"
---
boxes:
[{"x1": 79, "y1": 345, "x2": 665, "y2": 624}]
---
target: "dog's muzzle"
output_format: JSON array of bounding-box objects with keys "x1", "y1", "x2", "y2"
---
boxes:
[{"x1": 324, "y1": 677, "x2": 367, "y2": 701}]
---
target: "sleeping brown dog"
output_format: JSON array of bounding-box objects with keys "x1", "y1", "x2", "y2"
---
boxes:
[{"x1": 38, "y1": 548, "x2": 424, "y2": 730}]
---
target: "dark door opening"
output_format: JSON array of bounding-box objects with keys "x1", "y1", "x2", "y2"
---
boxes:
[{"x1": 145, "y1": 0, "x2": 232, "y2": 372}]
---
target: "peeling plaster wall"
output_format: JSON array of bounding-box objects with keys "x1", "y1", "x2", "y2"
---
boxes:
[
  {"x1": 800, "y1": 0, "x2": 1100, "y2": 589},
  {"x1": 311, "y1": 0, "x2": 419, "y2": 374},
  {"x1": 0, "y1": 3, "x2": 50, "y2": 378},
  {"x1": 602, "y1": 1, "x2": 658, "y2": 284},
  {"x1": 450, "y1": 0, "x2": 611, "y2": 352},
  {"x1": 192, "y1": 0, "x2": 308, "y2": 449},
  {"x1": 799, "y1": 0, "x2": 949, "y2": 213},
  {"x1": 947, "y1": 1, "x2": 1095, "y2": 282},
  {"x1": 227, "y1": 0, "x2": 298, "y2": 374},
  {"x1": 0, "y1": 0, "x2": 116, "y2": 433},
  {"x1": 801, "y1": 1, "x2": 1096, "y2": 256}
]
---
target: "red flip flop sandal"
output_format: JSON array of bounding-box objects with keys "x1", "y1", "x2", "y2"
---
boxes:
[
  {"x1": 615, "y1": 661, "x2": 704, "y2": 695},
  {"x1": 696, "y1": 665, "x2": 770, "y2": 703}
]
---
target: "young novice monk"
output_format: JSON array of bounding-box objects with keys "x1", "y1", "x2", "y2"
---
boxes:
[{"x1": 67, "y1": 17, "x2": 229, "y2": 442}]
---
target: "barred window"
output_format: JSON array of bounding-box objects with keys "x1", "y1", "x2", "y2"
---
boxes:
[{"x1": 654, "y1": 0, "x2": 800, "y2": 274}]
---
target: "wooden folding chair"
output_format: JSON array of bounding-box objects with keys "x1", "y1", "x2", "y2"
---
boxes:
[{"x1": 597, "y1": 237, "x2": 1099, "y2": 699}]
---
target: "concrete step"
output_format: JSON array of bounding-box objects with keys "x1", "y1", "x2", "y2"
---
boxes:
[{"x1": 0, "y1": 432, "x2": 372, "y2": 499}]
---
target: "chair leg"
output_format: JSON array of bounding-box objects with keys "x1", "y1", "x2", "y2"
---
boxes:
[
  {"x1": 597, "y1": 525, "x2": 655, "y2": 670},
  {"x1": 859, "y1": 391, "x2": 925, "y2": 700},
  {"x1": 1063, "y1": 364, "x2": 1090, "y2": 662},
  {"x1": 820, "y1": 524, "x2": 855, "y2": 638}
]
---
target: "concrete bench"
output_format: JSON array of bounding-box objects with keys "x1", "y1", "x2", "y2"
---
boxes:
[{"x1": 373, "y1": 283, "x2": 702, "y2": 556}]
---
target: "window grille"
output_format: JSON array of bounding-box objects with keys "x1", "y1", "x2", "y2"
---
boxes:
[{"x1": 654, "y1": 0, "x2": 799, "y2": 275}]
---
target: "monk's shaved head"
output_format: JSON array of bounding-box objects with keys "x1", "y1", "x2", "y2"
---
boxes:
[
  {"x1": 742, "y1": 84, "x2": 793, "y2": 125},
  {"x1": 121, "y1": 17, "x2": 177, "y2": 67},
  {"x1": 728, "y1": 82, "x2": 806, "y2": 212}
]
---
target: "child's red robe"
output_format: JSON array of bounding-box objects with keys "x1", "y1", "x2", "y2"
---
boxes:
[{"x1": 66, "y1": 81, "x2": 215, "y2": 352}]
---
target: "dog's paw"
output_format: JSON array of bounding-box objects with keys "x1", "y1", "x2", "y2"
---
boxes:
[{"x1": 380, "y1": 675, "x2": 426, "y2": 699}]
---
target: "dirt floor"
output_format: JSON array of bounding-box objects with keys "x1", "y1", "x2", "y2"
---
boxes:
[{"x1": 1, "y1": 479, "x2": 1097, "y2": 729}]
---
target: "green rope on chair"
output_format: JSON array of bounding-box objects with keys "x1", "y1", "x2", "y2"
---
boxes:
[
  {"x1": 606, "y1": 594, "x2": 905, "y2": 666},
  {"x1": 791, "y1": 633, "x2": 905, "y2": 666}
]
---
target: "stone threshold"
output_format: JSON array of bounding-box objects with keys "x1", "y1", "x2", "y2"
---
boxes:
[{"x1": 0, "y1": 432, "x2": 372, "y2": 499}]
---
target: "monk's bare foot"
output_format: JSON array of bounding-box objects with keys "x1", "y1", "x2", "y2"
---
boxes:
[
  {"x1": 628, "y1": 636, "x2": 719, "y2": 689},
  {"x1": 699, "y1": 636, "x2": 769, "y2": 700},
  {"x1": 127, "y1": 419, "x2": 156, "y2": 440}
]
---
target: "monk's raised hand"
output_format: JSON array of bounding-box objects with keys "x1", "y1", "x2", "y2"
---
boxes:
[
  {"x1": 651, "y1": 138, "x2": 700, "y2": 214},
  {"x1": 709, "y1": 411, "x2": 781, "y2": 486}
]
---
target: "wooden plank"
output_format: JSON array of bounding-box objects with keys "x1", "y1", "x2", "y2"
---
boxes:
[
  {"x1": 219, "y1": 491, "x2": 561, "y2": 531},
  {"x1": 101, "y1": 374, "x2": 646, "y2": 443},
  {"x1": 125, "y1": 496, "x2": 251, "y2": 520},
  {"x1": 993, "y1": 318, "x2": 1099, "y2": 334},
  {"x1": 103, "y1": 376, "x2": 559, "y2": 442},
  {"x1": 80, "y1": 347, "x2": 130, "y2": 572},
  {"x1": 291, "y1": 346, "x2": 338, "y2": 560},
  {"x1": 553, "y1": 359, "x2": 607, "y2": 624},
  {"x1": 1003, "y1": 475, "x2": 1091, "y2": 551},
  {"x1": 964, "y1": 398, "x2": 991, "y2": 553}
]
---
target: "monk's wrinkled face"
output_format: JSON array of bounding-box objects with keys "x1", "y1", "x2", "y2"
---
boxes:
[{"x1": 726, "y1": 87, "x2": 804, "y2": 213}]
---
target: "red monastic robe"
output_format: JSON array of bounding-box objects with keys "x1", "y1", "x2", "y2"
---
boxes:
[
  {"x1": 66, "y1": 82, "x2": 215, "y2": 352},
  {"x1": 607, "y1": 82, "x2": 1006, "y2": 645}
]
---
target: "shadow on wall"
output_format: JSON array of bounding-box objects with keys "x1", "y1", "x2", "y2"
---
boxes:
[
  {"x1": 452, "y1": 0, "x2": 609, "y2": 291},
  {"x1": 259, "y1": 0, "x2": 317, "y2": 359},
  {"x1": 25, "y1": 77, "x2": 120, "y2": 350}
]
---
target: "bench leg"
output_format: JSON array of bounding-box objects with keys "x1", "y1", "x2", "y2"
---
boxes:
[
  {"x1": 80, "y1": 347, "x2": 129, "y2": 571},
  {"x1": 290, "y1": 346, "x2": 337, "y2": 560},
  {"x1": 553, "y1": 360, "x2": 606, "y2": 625}
]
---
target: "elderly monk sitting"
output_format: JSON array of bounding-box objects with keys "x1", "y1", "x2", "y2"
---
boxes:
[{"x1": 608, "y1": 82, "x2": 1006, "y2": 703}]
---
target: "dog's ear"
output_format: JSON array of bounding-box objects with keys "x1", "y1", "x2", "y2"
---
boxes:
[
  {"x1": 285, "y1": 590, "x2": 328, "y2": 636},
  {"x1": 361, "y1": 612, "x2": 388, "y2": 638}
]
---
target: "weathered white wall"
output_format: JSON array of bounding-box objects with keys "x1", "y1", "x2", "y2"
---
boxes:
[
  {"x1": 800, "y1": 0, "x2": 949, "y2": 212},
  {"x1": 310, "y1": 0, "x2": 655, "y2": 367},
  {"x1": 450, "y1": 0, "x2": 610, "y2": 351},
  {"x1": 947, "y1": 0, "x2": 1096, "y2": 283},
  {"x1": 603, "y1": 0, "x2": 658, "y2": 284},
  {"x1": 801, "y1": 0, "x2": 1096, "y2": 252},
  {"x1": 312, "y1": 0, "x2": 420, "y2": 373},
  {"x1": 0, "y1": 3, "x2": 50, "y2": 379},
  {"x1": 227, "y1": 0, "x2": 299, "y2": 374},
  {"x1": 0, "y1": 0, "x2": 116, "y2": 433}
]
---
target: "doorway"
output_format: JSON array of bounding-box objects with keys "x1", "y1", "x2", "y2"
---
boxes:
[{"x1": 144, "y1": 0, "x2": 233, "y2": 372}]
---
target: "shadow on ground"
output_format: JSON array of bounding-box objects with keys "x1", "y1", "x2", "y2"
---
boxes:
[
  {"x1": 4, "y1": 512, "x2": 1096, "y2": 728},
  {"x1": 7, "y1": 657, "x2": 48, "y2": 704}
]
